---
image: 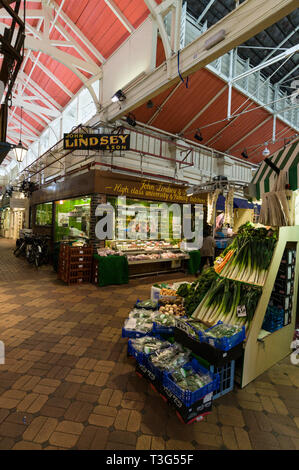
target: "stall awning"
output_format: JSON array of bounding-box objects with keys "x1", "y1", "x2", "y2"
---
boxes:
[
  {"x1": 216, "y1": 195, "x2": 258, "y2": 211},
  {"x1": 251, "y1": 140, "x2": 299, "y2": 200}
]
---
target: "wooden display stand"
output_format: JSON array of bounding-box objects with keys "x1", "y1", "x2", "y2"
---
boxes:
[{"x1": 241, "y1": 226, "x2": 299, "y2": 387}]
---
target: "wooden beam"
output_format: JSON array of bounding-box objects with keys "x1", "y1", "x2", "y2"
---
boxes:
[{"x1": 105, "y1": 0, "x2": 298, "y2": 122}]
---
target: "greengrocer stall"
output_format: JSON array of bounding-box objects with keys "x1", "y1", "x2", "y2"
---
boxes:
[{"x1": 121, "y1": 221, "x2": 299, "y2": 421}]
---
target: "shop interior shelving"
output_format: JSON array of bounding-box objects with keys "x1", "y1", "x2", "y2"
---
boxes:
[
  {"x1": 241, "y1": 226, "x2": 299, "y2": 388},
  {"x1": 127, "y1": 255, "x2": 190, "y2": 266}
]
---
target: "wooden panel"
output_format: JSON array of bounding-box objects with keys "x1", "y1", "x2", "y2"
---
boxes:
[
  {"x1": 30, "y1": 171, "x2": 96, "y2": 205},
  {"x1": 242, "y1": 226, "x2": 299, "y2": 387}
]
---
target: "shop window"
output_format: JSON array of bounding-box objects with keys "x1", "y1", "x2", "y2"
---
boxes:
[
  {"x1": 106, "y1": 197, "x2": 183, "y2": 242},
  {"x1": 35, "y1": 202, "x2": 53, "y2": 226},
  {"x1": 54, "y1": 197, "x2": 91, "y2": 242}
]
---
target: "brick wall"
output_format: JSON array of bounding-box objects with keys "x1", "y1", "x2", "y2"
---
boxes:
[{"x1": 90, "y1": 193, "x2": 107, "y2": 253}]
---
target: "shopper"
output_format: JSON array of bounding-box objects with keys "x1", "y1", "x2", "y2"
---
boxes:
[{"x1": 198, "y1": 227, "x2": 216, "y2": 274}]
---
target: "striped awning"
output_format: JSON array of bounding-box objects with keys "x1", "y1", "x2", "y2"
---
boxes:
[{"x1": 251, "y1": 140, "x2": 299, "y2": 200}]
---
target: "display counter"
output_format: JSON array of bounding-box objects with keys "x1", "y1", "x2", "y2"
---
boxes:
[{"x1": 102, "y1": 240, "x2": 190, "y2": 278}]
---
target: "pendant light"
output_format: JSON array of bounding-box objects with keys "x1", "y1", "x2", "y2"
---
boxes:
[{"x1": 13, "y1": 107, "x2": 27, "y2": 163}]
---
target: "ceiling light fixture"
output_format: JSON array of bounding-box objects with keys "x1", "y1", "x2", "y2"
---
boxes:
[
  {"x1": 186, "y1": 187, "x2": 194, "y2": 197},
  {"x1": 111, "y1": 89, "x2": 126, "y2": 103},
  {"x1": 147, "y1": 100, "x2": 154, "y2": 108},
  {"x1": 126, "y1": 113, "x2": 136, "y2": 127},
  {"x1": 194, "y1": 129, "x2": 203, "y2": 142},
  {"x1": 13, "y1": 106, "x2": 27, "y2": 163},
  {"x1": 262, "y1": 143, "x2": 270, "y2": 157},
  {"x1": 241, "y1": 149, "x2": 248, "y2": 159}
]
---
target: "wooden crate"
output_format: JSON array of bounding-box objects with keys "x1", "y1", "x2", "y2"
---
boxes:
[{"x1": 58, "y1": 245, "x2": 92, "y2": 285}]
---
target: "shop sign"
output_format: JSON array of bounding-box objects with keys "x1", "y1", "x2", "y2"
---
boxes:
[
  {"x1": 103, "y1": 179, "x2": 206, "y2": 205},
  {"x1": 63, "y1": 133, "x2": 130, "y2": 151}
]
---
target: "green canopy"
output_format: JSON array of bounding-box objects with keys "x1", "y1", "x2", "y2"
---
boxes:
[{"x1": 251, "y1": 140, "x2": 299, "y2": 200}]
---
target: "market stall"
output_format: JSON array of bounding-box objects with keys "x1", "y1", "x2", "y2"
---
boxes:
[
  {"x1": 121, "y1": 221, "x2": 298, "y2": 421},
  {"x1": 0, "y1": 194, "x2": 28, "y2": 239},
  {"x1": 30, "y1": 170, "x2": 206, "y2": 284}
]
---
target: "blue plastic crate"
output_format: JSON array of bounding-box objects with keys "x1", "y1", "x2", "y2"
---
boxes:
[
  {"x1": 203, "y1": 322, "x2": 246, "y2": 351},
  {"x1": 122, "y1": 327, "x2": 152, "y2": 339},
  {"x1": 152, "y1": 322, "x2": 174, "y2": 335},
  {"x1": 127, "y1": 339, "x2": 148, "y2": 365},
  {"x1": 262, "y1": 323, "x2": 284, "y2": 333},
  {"x1": 209, "y1": 360, "x2": 235, "y2": 399},
  {"x1": 144, "y1": 355, "x2": 165, "y2": 383},
  {"x1": 164, "y1": 358, "x2": 220, "y2": 407},
  {"x1": 127, "y1": 337, "x2": 171, "y2": 365}
]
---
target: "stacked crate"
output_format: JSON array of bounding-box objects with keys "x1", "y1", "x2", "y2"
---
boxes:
[
  {"x1": 58, "y1": 244, "x2": 93, "y2": 285},
  {"x1": 268, "y1": 248, "x2": 296, "y2": 327},
  {"x1": 91, "y1": 256, "x2": 99, "y2": 285}
]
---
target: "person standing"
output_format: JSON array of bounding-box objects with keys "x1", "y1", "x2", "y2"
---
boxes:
[{"x1": 199, "y1": 227, "x2": 216, "y2": 274}]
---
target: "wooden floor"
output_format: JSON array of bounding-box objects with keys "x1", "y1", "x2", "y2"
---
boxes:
[{"x1": 0, "y1": 238, "x2": 298, "y2": 450}]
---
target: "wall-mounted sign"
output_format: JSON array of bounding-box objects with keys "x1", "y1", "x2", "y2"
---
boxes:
[{"x1": 63, "y1": 133, "x2": 130, "y2": 151}]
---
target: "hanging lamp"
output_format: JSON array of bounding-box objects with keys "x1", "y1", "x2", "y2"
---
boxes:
[{"x1": 13, "y1": 107, "x2": 27, "y2": 163}]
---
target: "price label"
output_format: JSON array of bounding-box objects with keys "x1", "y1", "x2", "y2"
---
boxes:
[
  {"x1": 125, "y1": 318, "x2": 137, "y2": 329},
  {"x1": 237, "y1": 305, "x2": 247, "y2": 317},
  {"x1": 203, "y1": 392, "x2": 213, "y2": 404}
]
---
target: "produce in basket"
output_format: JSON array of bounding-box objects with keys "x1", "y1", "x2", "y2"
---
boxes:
[
  {"x1": 149, "y1": 345, "x2": 191, "y2": 371},
  {"x1": 187, "y1": 319, "x2": 208, "y2": 333},
  {"x1": 192, "y1": 276, "x2": 262, "y2": 332},
  {"x1": 206, "y1": 323, "x2": 243, "y2": 339},
  {"x1": 171, "y1": 367, "x2": 211, "y2": 391},
  {"x1": 153, "y1": 312, "x2": 176, "y2": 327},
  {"x1": 129, "y1": 308, "x2": 155, "y2": 320},
  {"x1": 131, "y1": 337, "x2": 171, "y2": 354},
  {"x1": 136, "y1": 299, "x2": 158, "y2": 310},
  {"x1": 159, "y1": 304, "x2": 186, "y2": 317},
  {"x1": 160, "y1": 288, "x2": 177, "y2": 297},
  {"x1": 123, "y1": 317, "x2": 153, "y2": 333}
]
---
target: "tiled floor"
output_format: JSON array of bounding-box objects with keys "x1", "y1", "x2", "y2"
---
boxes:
[{"x1": 0, "y1": 238, "x2": 298, "y2": 450}]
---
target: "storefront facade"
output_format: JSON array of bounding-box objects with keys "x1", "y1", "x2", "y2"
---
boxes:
[{"x1": 30, "y1": 169, "x2": 207, "y2": 250}]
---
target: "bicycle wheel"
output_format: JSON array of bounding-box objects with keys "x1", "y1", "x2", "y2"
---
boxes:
[
  {"x1": 14, "y1": 241, "x2": 25, "y2": 257},
  {"x1": 35, "y1": 254, "x2": 40, "y2": 269}
]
